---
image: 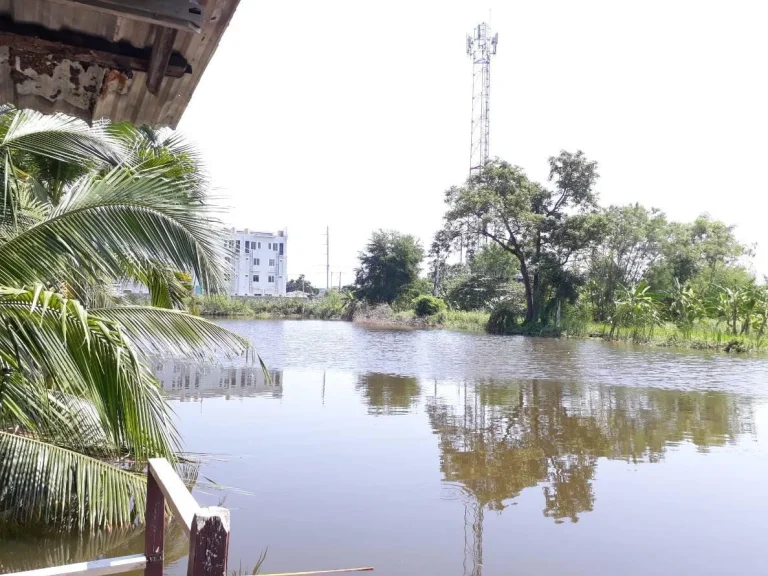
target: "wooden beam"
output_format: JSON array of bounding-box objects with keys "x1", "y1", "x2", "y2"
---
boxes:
[
  {"x1": 0, "y1": 18, "x2": 190, "y2": 78},
  {"x1": 146, "y1": 26, "x2": 178, "y2": 94},
  {"x1": 187, "y1": 507, "x2": 231, "y2": 576},
  {"x1": 50, "y1": 0, "x2": 203, "y2": 33},
  {"x1": 148, "y1": 457, "x2": 200, "y2": 537},
  {"x1": 144, "y1": 469, "x2": 166, "y2": 576},
  {"x1": 6, "y1": 555, "x2": 147, "y2": 576}
]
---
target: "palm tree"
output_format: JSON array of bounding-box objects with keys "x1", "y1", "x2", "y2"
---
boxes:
[{"x1": 0, "y1": 106, "x2": 249, "y2": 531}]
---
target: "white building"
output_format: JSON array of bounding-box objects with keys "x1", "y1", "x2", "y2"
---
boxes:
[{"x1": 224, "y1": 228, "x2": 287, "y2": 296}]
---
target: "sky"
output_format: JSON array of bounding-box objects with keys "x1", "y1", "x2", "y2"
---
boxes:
[{"x1": 179, "y1": 0, "x2": 768, "y2": 289}]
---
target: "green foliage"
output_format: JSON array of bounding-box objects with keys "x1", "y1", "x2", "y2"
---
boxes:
[
  {"x1": 413, "y1": 294, "x2": 446, "y2": 317},
  {"x1": 355, "y1": 230, "x2": 425, "y2": 305},
  {"x1": 286, "y1": 274, "x2": 319, "y2": 295},
  {"x1": 445, "y1": 244, "x2": 522, "y2": 311},
  {"x1": 487, "y1": 298, "x2": 526, "y2": 335},
  {"x1": 196, "y1": 293, "x2": 353, "y2": 321},
  {"x1": 442, "y1": 151, "x2": 602, "y2": 324},
  {"x1": 0, "y1": 107, "x2": 249, "y2": 530},
  {"x1": 610, "y1": 282, "x2": 661, "y2": 342}
]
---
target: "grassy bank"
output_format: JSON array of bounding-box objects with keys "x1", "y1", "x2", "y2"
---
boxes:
[
  {"x1": 351, "y1": 305, "x2": 489, "y2": 333},
  {"x1": 195, "y1": 296, "x2": 765, "y2": 352},
  {"x1": 579, "y1": 322, "x2": 768, "y2": 352},
  {"x1": 196, "y1": 294, "x2": 347, "y2": 320},
  {"x1": 196, "y1": 296, "x2": 489, "y2": 332}
]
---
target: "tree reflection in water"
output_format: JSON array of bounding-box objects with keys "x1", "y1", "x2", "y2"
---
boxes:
[{"x1": 422, "y1": 379, "x2": 753, "y2": 576}]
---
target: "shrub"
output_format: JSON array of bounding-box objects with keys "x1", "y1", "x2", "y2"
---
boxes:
[
  {"x1": 487, "y1": 299, "x2": 523, "y2": 334},
  {"x1": 413, "y1": 295, "x2": 447, "y2": 317}
]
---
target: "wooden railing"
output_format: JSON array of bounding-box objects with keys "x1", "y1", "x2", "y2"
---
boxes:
[
  {"x1": 9, "y1": 458, "x2": 230, "y2": 576},
  {"x1": 6, "y1": 459, "x2": 373, "y2": 576}
]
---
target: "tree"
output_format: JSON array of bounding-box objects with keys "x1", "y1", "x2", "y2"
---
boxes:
[
  {"x1": 645, "y1": 215, "x2": 750, "y2": 294},
  {"x1": 587, "y1": 204, "x2": 667, "y2": 321},
  {"x1": 286, "y1": 274, "x2": 319, "y2": 295},
  {"x1": 447, "y1": 244, "x2": 520, "y2": 311},
  {"x1": 0, "y1": 107, "x2": 249, "y2": 530},
  {"x1": 354, "y1": 230, "x2": 424, "y2": 304},
  {"x1": 443, "y1": 151, "x2": 603, "y2": 324}
]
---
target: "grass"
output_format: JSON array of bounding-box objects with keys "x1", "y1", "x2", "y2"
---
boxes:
[
  {"x1": 198, "y1": 296, "x2": 490, "y2": 333},
  {"x1": 581, "y1": 321, "x2": 768, "y2": 352},
  {"x1": 196, "y1": 294, "x2": 346, "y2": 320}
]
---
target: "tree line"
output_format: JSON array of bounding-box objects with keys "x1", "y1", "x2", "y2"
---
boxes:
[{"x1": 348, "y1": 151, "x2": 763, "y2": 342}]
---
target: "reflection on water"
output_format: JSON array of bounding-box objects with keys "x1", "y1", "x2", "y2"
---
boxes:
[
  {"x1": 355, "y1": 373, "x2": 421, "y2": 415},
  {"x1": 152, "y1": 360, "x2": 283, "y2": 400},
  {"x1": 0, "y1": 523, "x2": 189, "y2": 575},
  {"x1": 4, "y1": 321, "x2": 768, "y2": 576}
]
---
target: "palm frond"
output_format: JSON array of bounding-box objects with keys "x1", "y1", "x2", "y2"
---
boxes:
[
  {"x1": 0, "y1": 432, "x2": 146, "y2": 531},
  {"x1": 0, "y1": 108, "x2": 123, "y2": 166},
  {"x1": 0, "y1": 165, "x2": 227, "y2": 293},
  {"x1": 0, "y1": 286, "x2": 179, "y2": 461},
  {"x1": 91, "y1": 306, "x2": 251, "y2": 361}
]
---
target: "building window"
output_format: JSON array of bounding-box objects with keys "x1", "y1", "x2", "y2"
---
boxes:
[
  {"x1": 235, "y1": 240, "x2": 240, "y2": 253},
  {"x1": 253, "y1": 275, "x2": 259, "y2": 282},
  {"x1": 267, "y1": 242, "x2": 272, "y2": 250},
  {"x1": 228, "y1": 240, "x2": 233, "y2": 248},
  {"x1": 254, "y1": 258, "x2": 260, "y2": 266},
  {"x1": 279, "y1": 243, "x2": 284, "y2": 255},
  {"x1": 274, "y1": 243, "x2": 279, "y2": 252},
  {"x1": 245, "y1": 240, "x2": 250, "y2": 253},
  {"x1": 269, "y1": 258, "x2": 275, "y2": 267},
  {"x1": 225, "y1": 256, "x2": 231, "y2": 263},
  {"x1": 257, "y1": 242, "x2": 261, "y2": 249},
  {"x1": 268, "y1": 275, "x2": 275, "y2": 283}
]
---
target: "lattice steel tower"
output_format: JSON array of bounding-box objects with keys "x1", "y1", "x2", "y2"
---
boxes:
[{"x1": 466, "y1": 23, "x2": 498, "y2": 176}]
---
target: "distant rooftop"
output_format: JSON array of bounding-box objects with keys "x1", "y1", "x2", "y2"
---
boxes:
[{"x1": 0, "y1": 0, "x2": 242, "y2": 127}]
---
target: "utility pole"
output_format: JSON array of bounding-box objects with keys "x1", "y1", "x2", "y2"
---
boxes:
[
  {"x1": 325, "y1": 226, "x2": 330, "y2": 290},
  {"x1": 433, "y1": 246, "x2": 441, "y2": 296},
  {"x1": 338, "y1": 272, "x2": 342, "y2": 291}
]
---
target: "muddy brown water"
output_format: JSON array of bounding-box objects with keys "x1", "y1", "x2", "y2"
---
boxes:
[{"x1": 3, "y1": 320, "x2": 768, "y2": 576}]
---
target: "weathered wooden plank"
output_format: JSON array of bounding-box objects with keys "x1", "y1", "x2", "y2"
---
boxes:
[
  {"x1": 49, "y1": 0, "x2": 202, "y2": 33},
  {"x1": 144, "y1": 467, "x2": 166, "y2": 576},
  {"x1": 146, "y1": 25, "x2": 176, "y2": 94},
  {"x1": 0, "y1": 18, "x2": 190, "y2": 77},
  {"x1": 187, "y1": 507, "x2": 230, "y2": 576},
  {"x1": 148, "y1": 457, "x2": 199, "y2": 537},
  {"x1": 6, "y1": 555, "x2": 147, "y2": 576}
]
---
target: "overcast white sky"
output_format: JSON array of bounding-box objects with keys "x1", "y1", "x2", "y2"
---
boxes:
[{"x1": 179, "y1": 0, "x2": 768, "y2": 288}]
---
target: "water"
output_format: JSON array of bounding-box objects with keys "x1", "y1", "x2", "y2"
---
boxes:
[{"x1": 3, "y1": 320, "x2": 768, "y2": 576}]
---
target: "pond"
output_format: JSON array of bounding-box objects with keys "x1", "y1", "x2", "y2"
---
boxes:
[{"x1": 3, "y1": 319, "x2": 768, "y2": 576}]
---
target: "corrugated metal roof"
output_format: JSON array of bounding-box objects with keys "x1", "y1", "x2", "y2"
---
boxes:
[{"x1": 0, "y1": 0, "x2": 240, "y2": 127}]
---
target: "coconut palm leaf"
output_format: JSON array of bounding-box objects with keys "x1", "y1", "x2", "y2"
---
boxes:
[
  {"x1": 0, "y1": 286, "x2": 179, "y2": 461},
  {"x1": 0, "y1": 165, "x2": 227, "y2": 295},
  {"x1": 92, "y1": 306, "x2": 250, "y2": 361},
  {"x1": 0, "y1": 432, "x2": 147, "y2": 531},
  {"x1": 0, "y1": 108, "x2": 122, "y2": 168}
]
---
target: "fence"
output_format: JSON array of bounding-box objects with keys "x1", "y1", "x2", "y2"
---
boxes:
[{"x1": 5, "y1": 459, "x2": 373, "y2": 576}]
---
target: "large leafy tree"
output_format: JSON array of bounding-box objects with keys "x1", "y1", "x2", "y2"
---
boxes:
[
  {"x1": 354, "y1": 230, "x2": 424, "y2": 304},
  {"x1": 0, "y1": 106, "x2": 249, "y2": 531},
  {"x1": 444, "y1": 244, "x2": 521, "y2": 311},
  {"x1": 442, "y1": 152, "x2": 603, "y2": 324},
  {"x1": 586, "y1": 204, "x2": 668, "y2": 321}
]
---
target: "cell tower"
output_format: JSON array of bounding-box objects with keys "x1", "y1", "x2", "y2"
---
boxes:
[{"x1": 466, "y1": 23, "x2": 498, "y2": 177}]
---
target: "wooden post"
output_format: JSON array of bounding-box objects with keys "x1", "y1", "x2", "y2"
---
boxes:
[
  {"x1": 144, "y1": 468, "x2": 165, "y2": 576},
  {"x1": 187, "y1": 507, "x2": 230, "y2": 576}
]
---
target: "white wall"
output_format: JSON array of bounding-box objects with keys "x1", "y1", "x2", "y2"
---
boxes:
[{"x1": 225, "y1": 228, "x2": 287, "y2": 296}]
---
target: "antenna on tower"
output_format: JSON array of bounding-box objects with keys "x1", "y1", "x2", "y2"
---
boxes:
[{"x1": 466, "y1": 21, "x2": 498, "y2": 177}]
